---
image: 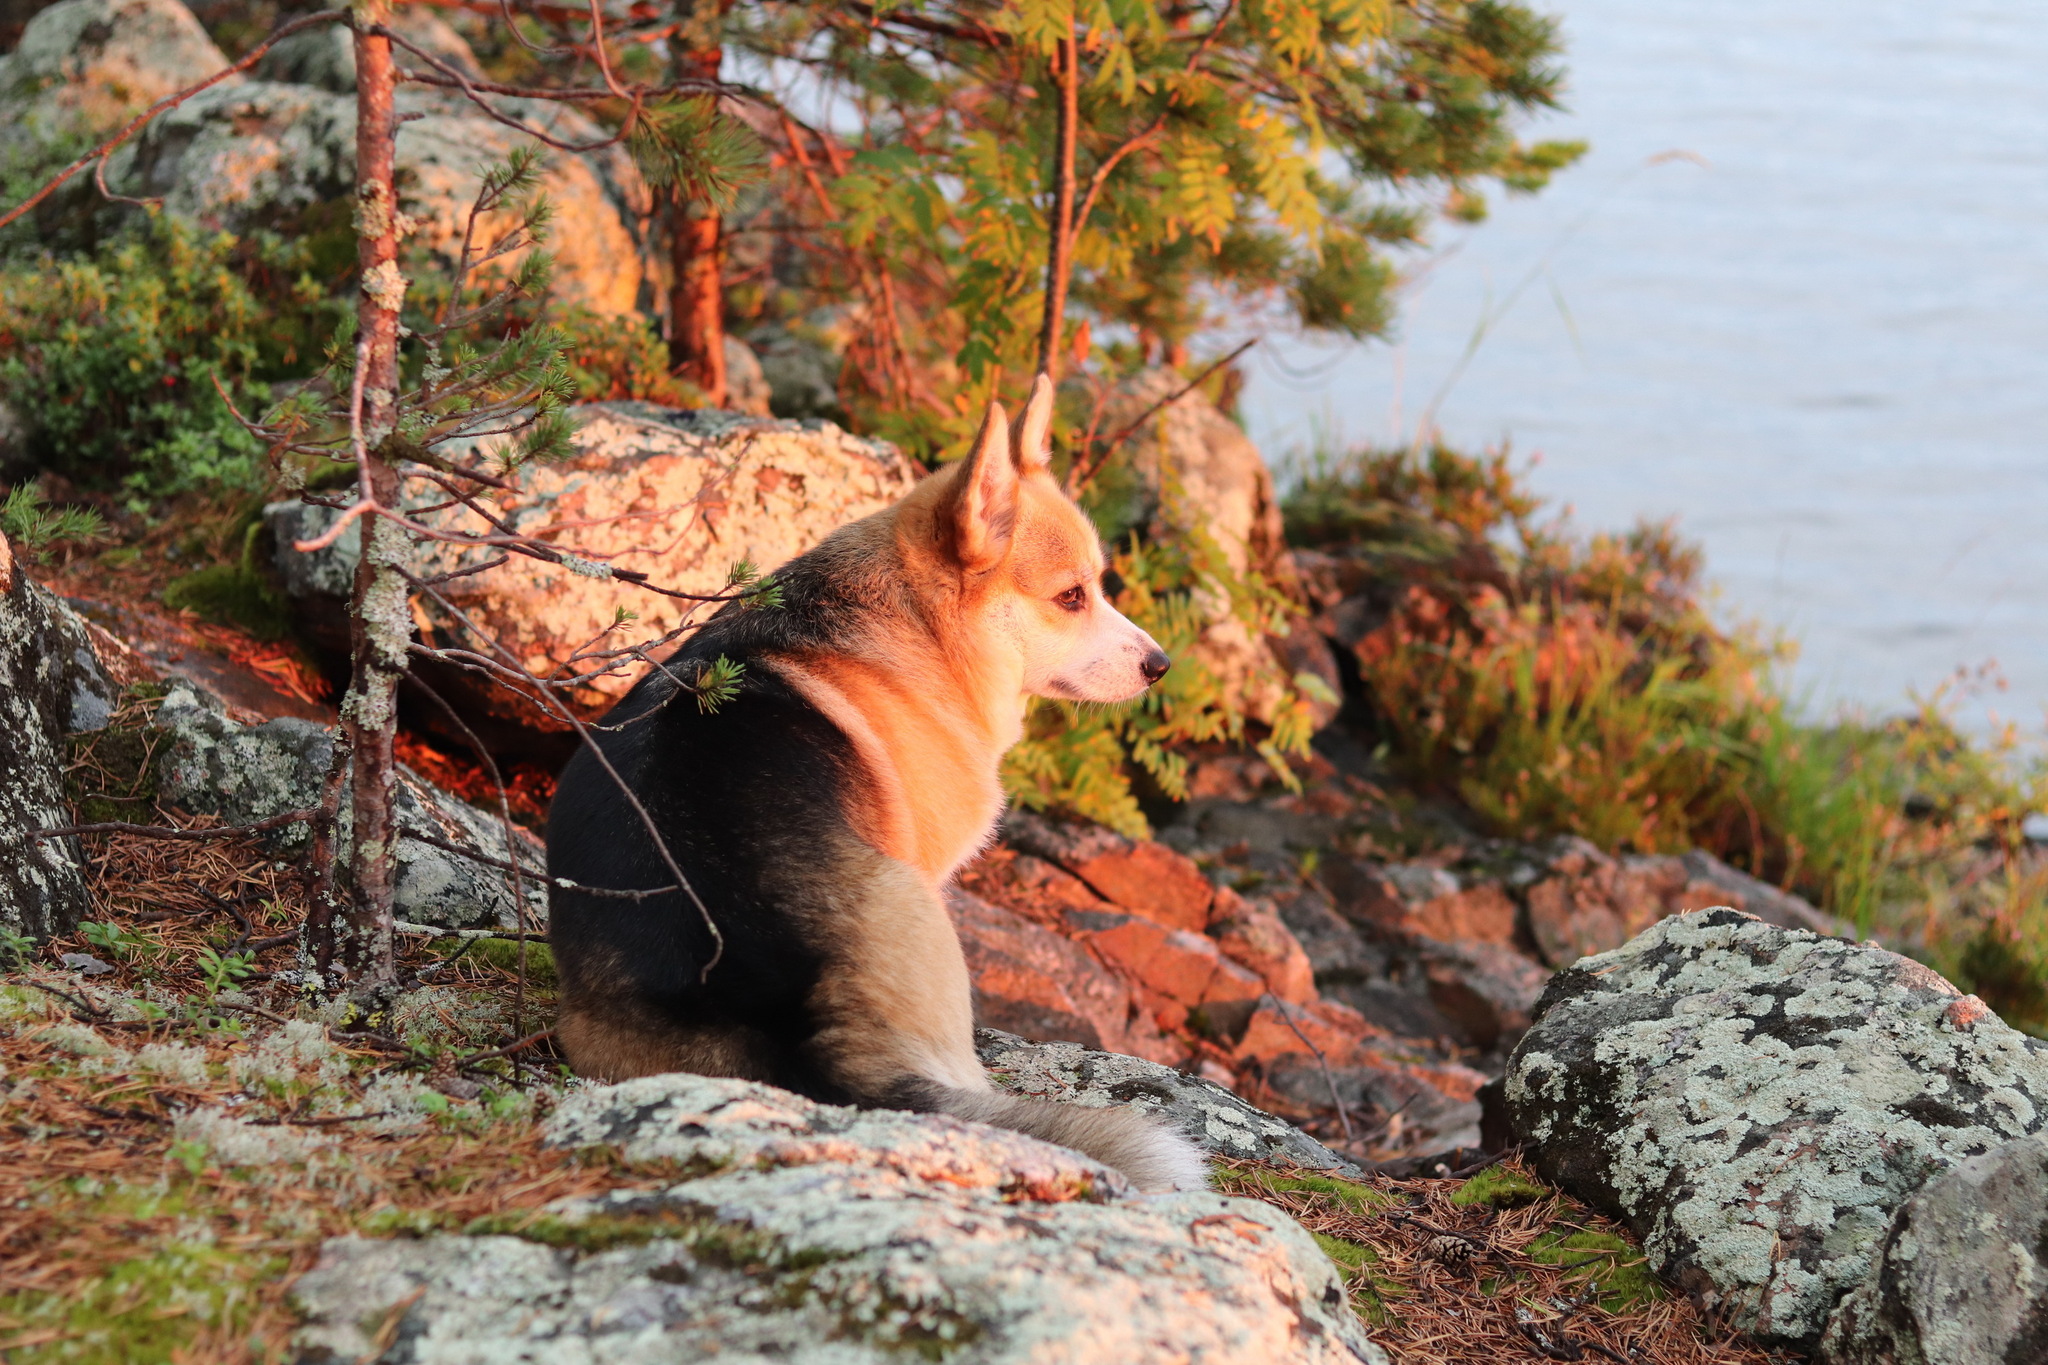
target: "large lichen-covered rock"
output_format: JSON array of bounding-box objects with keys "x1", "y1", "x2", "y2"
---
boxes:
[
  {"x1": 1819, "y1": 1130, "x2": 2048, "y2": 1365},
  {"x1": 152, "y1": 683, "x2": 542, "y2": 931},
  {"x1": 0, "y1": 535, "x2": 119, "y2": 942},
  {"x1": 268, "y1": 403, "x2": 919, "y2": 734},
  {"x1": 0, "y1": 0, "x2": 651, "y2": 316},
  {"x1": 976, "y1": 1028, "x2": 1364, "y2": 1177},
  {"x1": 1505, "y1": 909, "x2": 2048, "y2": 1351},
  {"x1": 294, "y1": 1072, "x2": 1385, "y2": 1364},
  {"x1": 113, "y1": 78, "x2": 650, "y2": 316},
  {"x1": 0, "y1": 0, "x2": 224, "y2": 143}
]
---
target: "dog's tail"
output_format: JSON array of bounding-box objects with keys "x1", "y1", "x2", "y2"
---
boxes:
[{"x1": 897, "y1": 1080, "x2": 1210, "y2": 1193}]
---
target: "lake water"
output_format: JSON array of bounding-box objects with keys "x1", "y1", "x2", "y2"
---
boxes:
[{"x1": 1241, "y1": 0, "x2": 2048, "y2": 735}]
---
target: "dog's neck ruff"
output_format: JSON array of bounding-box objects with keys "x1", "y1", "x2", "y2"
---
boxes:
[{"x1": 765, "y1": 655, "x2": 1008, "y2": 882}]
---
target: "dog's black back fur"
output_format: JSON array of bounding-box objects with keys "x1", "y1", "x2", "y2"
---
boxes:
[{"x1": 545, "y1": 538, "x2": 898, "y2": 1102}]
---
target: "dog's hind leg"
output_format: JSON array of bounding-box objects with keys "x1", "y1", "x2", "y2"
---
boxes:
[{"x1": 805, "y1": 847, "x2": 1209, "y2": 1193}]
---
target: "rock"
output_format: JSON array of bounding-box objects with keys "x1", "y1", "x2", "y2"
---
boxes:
[
  {"x1": 62, "y1": 593, "x2": 331, "y2": 725},
  {"x1": 1524, "y1": 837, "x2": 1846, "y2": 967},
  {"x1": 1092, "y1": 368, "x2": 1313, "y2": 725},
  {"x1": 746, "y1": 320, "x2": 843, "y2": 420},
  {"x1": 269, "y1": 402, "x2": 918, "y2": 746},
  {"x1": 1168, "y1": 797, "x2": 1340, "y2": 860},
  {"x1": 0, "y1": 0, "x2": 224, "y2": 145},
  {"x1": 0, "y1": 0, "x2": 651, "y2": 315},
  {"x1": 1819, "y1": 1130, "x2": 2048, "y2": 1365},
  {"x1": 294, "y1": 1071, "x2": 1385, "y2": 1364},
  {"x1": 0, "y1": 536, "x2": 118, "y2": 942},
  {"x1": 722, "y1": 334, "x2": 773, "y2": 416},
  {"x1": 1098, "y1": 368, "x2": 1290, "y2": 587},
  {"x1": 1207, "y1": 890, "x2": 1318, "y2": 1006},
  {"x1": 1322, "y1": 857, "x2": 1518, "y2": 946},
  {"x1": 1261, "y1": 1051, "x2": 1486, "y2": 1156},
  {"x1": 1230, "y1": 997, "x2": 1384, "y2": 1075},
  {"x1": 1065, "y1": 909, "x2": 1266, "y2": 1038},
  {"x1": 1005, "y1": 809, "x2": 1214, "y2": 932},
  {"x1": 1678, "y1": 848, "x2": 1846, "y2": 936},
  {"x1": 254, "y1": 7, "x2": 484, "y2": 91},
  {"x1": 1268, "y1": 885, "x2": 1386, "y2": 982},
  {"x1": 117, "y1": 81, "x2": 650, "y2": 317},
  {"x1": 1505, "y1": 908, "x2": 2048, "y2": 1350},
  {"x1": 151, "y1": 683, "x2": 543, "y2": 931},
  {"x1": 946, "y1": 887, "x2": 1175, "y2": 1063},
  {"x1": 976, "y1": 1028, "x2": 1363, "y2": 1176},
  {"x1": 1413, "y1": 936, "x2": 1549, "y2": 1051}
]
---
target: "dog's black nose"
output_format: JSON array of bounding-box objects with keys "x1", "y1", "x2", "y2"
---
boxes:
[{"x1": 1140, "y1": 650, "x2": 1171, "y2": 684}]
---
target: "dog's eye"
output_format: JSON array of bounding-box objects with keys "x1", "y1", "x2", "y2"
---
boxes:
[{"x1": 1055, "y1": 584, "x2": 1087, "y2": 613}]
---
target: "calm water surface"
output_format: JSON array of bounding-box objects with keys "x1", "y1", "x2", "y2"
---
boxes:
[{"x1": 1242, "y1": 0, "x2": 2048, "y2": 732}]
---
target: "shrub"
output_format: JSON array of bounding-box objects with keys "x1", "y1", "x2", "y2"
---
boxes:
[
  {"x1": 0, "y1": 217, "x2": 341, "y2": 510},
  {"x1": 1285, "y1": 441, "x2": 2048, "y2": 963}
]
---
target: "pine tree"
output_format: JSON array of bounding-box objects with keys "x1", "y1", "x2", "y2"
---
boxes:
[{"x1": 738, "y1": 0, "x2": 1583, "y2": 447}]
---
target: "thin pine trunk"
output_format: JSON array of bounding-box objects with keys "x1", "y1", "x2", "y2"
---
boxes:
[
  {"x1": 331, "y1": 0, "x2": 405, "y2": 993},
  {"x1": 666, "y1": 20, "x2": 727, "y2": 404},
  {"x1": 668, "y1": 193, "x2": 726, "y2": 403},
  {"x1": 1035, "y1": 34, "x2": 1080, "y2": 380}
]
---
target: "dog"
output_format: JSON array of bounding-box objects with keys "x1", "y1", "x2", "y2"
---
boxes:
[{"x1": 545, "y1": 374, "x2": 1208, "y2": 1192}]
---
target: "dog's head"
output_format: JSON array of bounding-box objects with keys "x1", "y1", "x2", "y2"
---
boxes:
[{"x1": 920, "y1": 374, "x2": 1169, "y2": 704}]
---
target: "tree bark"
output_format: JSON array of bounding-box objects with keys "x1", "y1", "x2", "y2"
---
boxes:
[
  {"x1": 667, "y1": 193, "x2": 726, "y2": 403},
  {"x1": 666, "y1": 12, "x2": 728, "y2": 404},
  {"x1": 330, "y1": 0, "x2": 405, "y2": 994},
  {"x1": 1035, "y1": 34, "x2": 1080, "y2": 381}
]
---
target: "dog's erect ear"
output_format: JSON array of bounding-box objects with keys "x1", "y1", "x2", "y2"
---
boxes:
[
  {"x1": 950, "y1": 398, "x2": 1017, "y2": 571},
  {"x1": 1011, "y1": 372, "x2": 1055, "y2": 475}
]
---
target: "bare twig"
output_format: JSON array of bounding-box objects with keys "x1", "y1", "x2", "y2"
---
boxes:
[
  {"x1": 457, "y1": 1029, "x2": 556, "y2": 1067},
  {"x1": 1261, "y1": 993, "x2": 1355, "y2": 1147},
  {"x1": 30, "y1": 809, "x2": 319, "y2": 843},
  {"x1": 401, "y1": 577, "x2": 727, "y2": 978}
]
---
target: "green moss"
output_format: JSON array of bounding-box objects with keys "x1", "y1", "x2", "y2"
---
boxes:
[
  {"x1": 162, "y1": 564, "x2": 292, "y2": 641},
  {"x1": 1232, "y1": 1170, "x2": 1392, "y2": 1214},
  {"x1": 433, "y1": 937, "x2": 559, "y2": 990},
  {"x1": 1313, "y1": 1231, "x2": 1374, "y2": 1272},
  {"x1": 1307, "y1": 1233, "x2": 1407, "y2": 1327},
  {"x1": 1450, "y1": 1165, "x2": 1551, "y2": 1208},
  {"x1": 1526, "y1": 1227, "x2": 1665, "y2": 1311},
  {"x1": 0, "y1": 1186, "x2": 284, "y2": 1364},
  {"x1": 160, "y1": 519, "x2": 293, "y2": 640},
  {"x1": 461, "y1": 1208, "x2": 690, "y2": 1253}
]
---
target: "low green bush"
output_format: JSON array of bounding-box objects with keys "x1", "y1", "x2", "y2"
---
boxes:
[{"x1": 0, "y1": 217, "x2": 342, "y2": 510}]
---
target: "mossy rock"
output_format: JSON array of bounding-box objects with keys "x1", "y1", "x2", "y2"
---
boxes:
[{"x1": 161, "y1": 518, "x2": 295, "y2": 641}]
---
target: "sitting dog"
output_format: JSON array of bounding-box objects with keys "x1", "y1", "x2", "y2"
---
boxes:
[{"x1": 546, "y1": 375, "x2": 1208, "y2": 1192}]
